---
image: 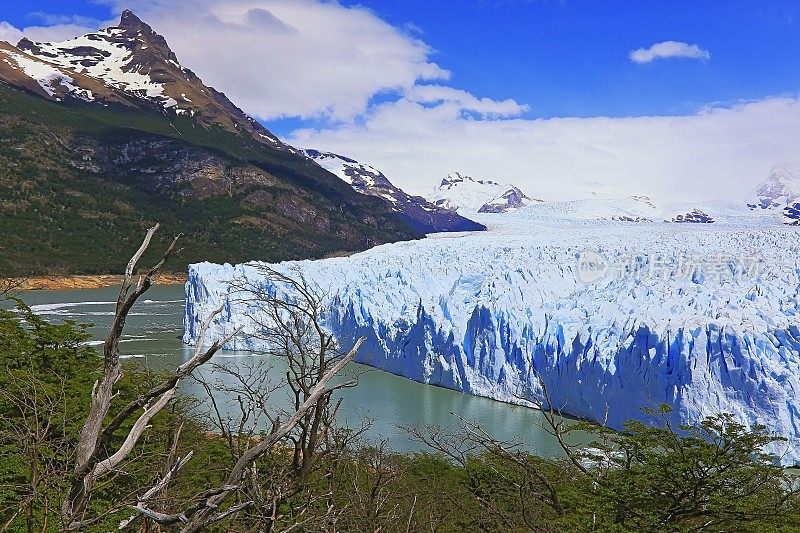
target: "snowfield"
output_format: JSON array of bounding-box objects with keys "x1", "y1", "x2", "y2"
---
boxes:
[
  {"x1": 22, "y1": 28, "x2": 174, "y2": 105},
  {"x1": 184, "y1": 203, "x2": 800, "y2": 463}
]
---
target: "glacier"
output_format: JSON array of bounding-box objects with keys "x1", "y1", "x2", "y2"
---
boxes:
[{"x1": 184, "y1": 204, "x2": 800, "y2": 463}]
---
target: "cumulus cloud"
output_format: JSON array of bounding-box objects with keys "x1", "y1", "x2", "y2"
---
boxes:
[
  {"x1": 629, "y1": 40, "x2": 711, "y2": 64},
  {"x1": 405, "y1": 85, "x2": 529, "y2": 118},
  {"x1": 0, "y1": 19, "x2": 100, "y2": 44},
  {"x1": 0, "y1": 21, "x2": 23, "y2": 44},
  {"x1": 0, "y1": 9, "x2": 102, "y2": 44},
  {"x1": 289, "y1": 95, "x2": 800, "y2": 202}
]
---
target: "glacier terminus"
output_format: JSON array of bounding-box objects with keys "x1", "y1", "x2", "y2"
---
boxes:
[{"x1": 184, "y1": 202, "x2": 800, "y2": 464}]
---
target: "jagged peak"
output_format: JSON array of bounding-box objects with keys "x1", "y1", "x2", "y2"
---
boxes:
[
  {"x1": 118, "y1": 9, "x2": 150, "y2": 32},
  {"x1": 500, "y1": 185, "x2": 530, "y2": 199},
  {"x1": 441, "y1": 171, "x2": 499, "y2": 188},
  {"x1": 17, "y1": 37, "x2": 35, "y2": 49},
  {"x1": 6, "y1": 11, "x2": 287, "y2": 151}
]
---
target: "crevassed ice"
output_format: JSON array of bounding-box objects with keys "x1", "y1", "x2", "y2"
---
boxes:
[{"x1": 184, "y1": 210, "x2": 800, "y2": 464}]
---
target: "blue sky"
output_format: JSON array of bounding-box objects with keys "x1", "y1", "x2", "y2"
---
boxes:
[
  {"x1": 359, "y1": 0, "x2": 800, "y2": 115},
  {"x1": 2, "y1": 0, "x2": 800, "y2": 199},
  {"x1": 5, "y1": 0, "x2": 800, "y2": 128}
]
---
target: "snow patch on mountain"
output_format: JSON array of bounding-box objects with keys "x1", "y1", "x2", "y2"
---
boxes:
[
  {"x1": 1, "y1": 49, "x2": 95, "y2": 101},
  {"x1": 18, "y1": 29, "x2": 173, "y2": 107},
  {"x1": 506, "y1": 195, "x2": 791, "y2": 226},
  {"x1": 478, "y1": 186, "x2": 536, "y2": 213},
  {"x1": 11, "y1": 10, "x2": 288, "y2": 150},
  {"x1": 184, "y1": 209, "x2": 800, "y2": 464},
  {"x1": 303, "y1": 149, "x2": 394, "y2": 199}
]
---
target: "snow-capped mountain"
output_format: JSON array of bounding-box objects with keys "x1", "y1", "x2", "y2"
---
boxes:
[
  {"x1": 498, "y1": 193, "x2": 731, "y2": 224},
  {"x1": 185, "y1": 213, "x2": 800, "y2": 464},
  {"x1": 0, "y1": 40, "x2": 126, "y2": 104},
  {"x1": 1, "y1": 10, "x2": 284, "y2": 148},
  {"x1": 0, "y1": 10, "x2": 426, "y2": 265},
  {"x1": 477, "y1": 186, "x2": 535, "y2": 213},
  {"x1": 751, "y1": 163, "x2": 800, "y2": 208},
  {"x1": 428, "y1": 172, "x2": 541, "y2": 213},
  {"x1": 303, "y1": 150, "x2": 485, "y2": 233},
  {"x1": 747, "y1": 164, "x2": 800, "y2": 226}
]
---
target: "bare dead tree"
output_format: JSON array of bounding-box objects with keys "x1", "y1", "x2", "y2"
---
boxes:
[
  {"x1": 98, "y1": 263, "x2": 367, "y2": 531},
  {"x1": 176, "y1": 265, "x2": 370, "y2": 532},
  {"x1": 58, "y1": 224, "x2": 240, "y2": 531},
  {"x1": 237, "y1": 266, "x2": 356, "y2": 487},
  {"x1": 125, "y1": 338, "x2": 364, "y2": 532},
  {"x1": 37, "y1": 223, "x2": 368, "y2": 532}
]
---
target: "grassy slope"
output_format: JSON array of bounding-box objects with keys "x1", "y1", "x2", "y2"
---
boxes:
[{"x1": 0, "y1": 84, "x2": 418, "y2": 275}]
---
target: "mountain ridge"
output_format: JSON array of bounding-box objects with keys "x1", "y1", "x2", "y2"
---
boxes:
[
  {"x1": 0, "y1": 11, "x2": 422, "y2": 275},
  {"x1": 302, "y1": 150, "x2": 485, "y2": 233}
]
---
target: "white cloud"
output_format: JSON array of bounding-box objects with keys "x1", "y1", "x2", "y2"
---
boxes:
[
  {"x1": 629, "y1": 40, "x2": 710, "y2": 64},
  {"x1": 289, "y1": 95, "x2": 800, "y2": 202},
  {"x1": 0, "y1": 19, "x2": 99, "y2": 44},
  {"x1": 0, "y1": 21, "x2": 23, "y2": 44},
  {"x1": 405, "y1": 85, "x2": 529, "y2": 118}
]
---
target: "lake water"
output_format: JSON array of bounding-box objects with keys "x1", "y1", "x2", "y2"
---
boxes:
[{"x1": 19, "y1": 285, "x2": 579, "y2": 456}]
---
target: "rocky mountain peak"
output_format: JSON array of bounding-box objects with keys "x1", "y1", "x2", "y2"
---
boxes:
[
  {"x1": 430, "y1": 171, "x2": 535, "y2": 213},
  {"x1": 118, "y1": 9, "x2": 148, "y2": 31},
  {"x1": 114, "y1": 10, "x2": 179, "y2": 64},
  {"x1": 478, "y1": 185, "x2": 540, "y2": 213},
  {"x1": 759, "y1": 163, "x2": 800, "y2": 200},
  {"x1": 440, "y1": 172, "x2": 499, "y2": 188},
  {"x1": 9, "y1": 11, "x2": 286, "y2": 149},
  {"x1": 749, "y1": 163, "x2": 800, "y2": 210}
]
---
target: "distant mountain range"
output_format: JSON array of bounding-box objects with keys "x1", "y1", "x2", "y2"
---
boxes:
[
  {"x1": 302, "y1": 150, "x2": 484, "y2": 233},
  {"x1": 0, "y1": 10, "x2": 795, "y2": 276}
]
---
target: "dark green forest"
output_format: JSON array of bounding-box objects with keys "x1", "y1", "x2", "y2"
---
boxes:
[{"x1": 0, "y1": 83, "x2": 417, "y2": 276}]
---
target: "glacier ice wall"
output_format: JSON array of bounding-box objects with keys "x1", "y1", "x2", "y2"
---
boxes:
[{"x1": 184, "y1": 217, "x2": 800, "y2": 463}]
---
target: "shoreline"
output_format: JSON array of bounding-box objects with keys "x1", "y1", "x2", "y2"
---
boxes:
[{"x1": 10, "y1": 273, "x2": 187, "y2": 291}]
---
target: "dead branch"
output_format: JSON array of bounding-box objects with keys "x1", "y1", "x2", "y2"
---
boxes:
[
  {"x1": 178, "y1": 336, "x2": 364, "y2": 532},
  {"x1": 60, "y1": 224, "x2": 225, "y2": 531}
]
